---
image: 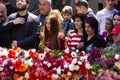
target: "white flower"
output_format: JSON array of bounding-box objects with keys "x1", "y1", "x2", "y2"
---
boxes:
[
  {"x1": 15, "y1": 52, "x2": 19, "y2": 57},
  {"x1": 43, "y1": 61, "x2": 47, "y2": 64},
  {"x1": 74, "y1": 65, "x2": 80, "y2": 70},
  {"x1": 24, "y1": 72, "x2": 29, "y2": 78},
  {"x1": 78, "y1": 61, "x2": 82, "y2": 65},
  {"x1": 80, "y1": 56, "x2": 84, "y2": 61},
  {"x1": 69, "y1": 64, "x2": 74, "y2": 71},
  {"x1": 85, "y1": 62, "x2": 92, "y2": 69},
  {"x1": 64, "y1": 47, "x2": 70, "y2": 53},
  {"x1": 47, "y1": 62, "x2": 51, "y2": 68},
  {"x1": 61, "y1": 56, "x2": 64, "y2": 59},
  {"x1": 19, "y1": 76, "x2": 23, "y2": 80},
  {"x1": 75, "y1": 49, "x2": 79, "y2": 53},
  {"x1": 10, "y1": 66, "x2": 13, "y2": 69},
  {"x1": 38, "y1": 53, "x2": 45, "y2": 60},
  {"x1": 0, "y1": 48, "x2": 8, "y2": 56},
  {"x1": 56, "y1": 67, "x2": 61, "y2": 74},
  {"x1": 71, "y1": 51, "x2": 77, "y2": 57},
  {"x1": 52, "y1": 74, "x2": 59, "y2": 79},
  {"x1": 25, "y1": 58, "x2": 33, "y2": 67},
  {"x1": 84, "y1": 55, "x2": 88, "y2": 60},
  {"x1": 81, "y1": 51, "x2": 85, "y2": 55},
  {"x1": 64, "y1": 63, "x2": 69, "y2": 68},
  {"x1": 115, "y1": 54, "x2": 119, "y2": 60},
  {"x1": 71, "y1": 58, "x2": 77, "y2": 64},
  {"x1": 24, "y1": 51, "x2": 30, "y2": 58},
  {"x1": 43, "y1": 61, "x2": 52, "y2": 67},
  {"x1": 31, "y1": 49, "x2": 36, "y2": 52},
  {"x1": 0, "y1": 67, "x2": 3, "y2": 71},
  {"x1": 2, "y1": 61, "x2": 7, "y2": 65},
  {"x1": 67, "y1": 72, "x2": 72, "y2": 76},
  {"x1": 80, "y1": 55, "x2": 88, "y2": 61}
]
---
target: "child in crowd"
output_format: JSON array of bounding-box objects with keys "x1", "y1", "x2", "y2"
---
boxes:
[
  {"x1": 102, "y1": 17, "x2": 114, "y2": 46},
  {"x1": 61, "y1": 6, "x2": 74, "y2": 35}
]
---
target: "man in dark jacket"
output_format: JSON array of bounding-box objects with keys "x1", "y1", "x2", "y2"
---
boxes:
[
  {"x1": 3, "y1": 0, "x2": 40, "y2": 50},
  {"x1": 0, "y1": 3, "x2": 9, "y2": 48}
]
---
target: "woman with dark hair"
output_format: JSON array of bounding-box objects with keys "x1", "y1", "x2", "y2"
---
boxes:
[
  {"x1": 113, "y1": 11, "x2": 120, "y2": 26},
  {"x1": 77, "y1": 16, "x2": 106, "y2": 52},
  {"x1": 67, "y1": 14, "x2": 86, "y2": 51},
  {"x1": 39, "y1": 16, "x2": 65, "y2": 50}
]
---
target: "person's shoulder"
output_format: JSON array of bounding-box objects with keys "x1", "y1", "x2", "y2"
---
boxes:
[
  {"x1": 95, "y1": 34, "x2": 105, "y2": 41},
  {"x1": 96, "y1": 8, "x2": 106, "y2": 15},
  {"x1": 28, "y1": 12, "x2": 38, "y2": 19},
  {"x1": 68, "y1": 30, "x2": 75, "y2": 34},
  {"x1": 28, "y1": 12, "x2": 39, "y2": 21},
  {"x1": 7, "y1": 12, "x2": 17, "y2": 19}
]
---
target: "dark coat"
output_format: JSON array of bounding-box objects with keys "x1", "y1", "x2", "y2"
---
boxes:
[
  {"x1": 80, "y1": 34, "x2": 106, "y2": 52},
  {"x1": 0, "y1": 20, "x2": 9, "y2": 48},
  {"x1": 3, "y1": 12, "x2": 40, "y2": 50}
]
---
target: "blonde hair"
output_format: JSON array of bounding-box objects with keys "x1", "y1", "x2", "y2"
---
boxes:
[
  {"x1": 49, "y1": 9, "x2": 63, "y2": 32},
  {"x1": 49, "y1": 9, "x2": 63, "y2": 21},
  {"x1": 61, "y1": 5, "x2": 73, "y2": 15}
]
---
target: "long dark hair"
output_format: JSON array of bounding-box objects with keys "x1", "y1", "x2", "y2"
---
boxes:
[
  {"x1": 84, "y1": 17, "x2": 99, "y2": 35},
  {"x1": 44, "y1": 17, "x2": 59, "y2": 49},
  {"x1": 72, "y1": 13, "x2": 86, "y2": 34},
  {"x1": 113, "y1": 11, "x2": 120, "y2": 19}
]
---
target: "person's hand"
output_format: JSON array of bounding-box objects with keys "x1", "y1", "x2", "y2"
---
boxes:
[
  {"x1": 39, "y1": 32, "x2": 44, "y2": 38},
  {"x1": 44, "y1": 46, "x2": 51, "y2": 52},
  {"x1": 58, "y1": 32, "x2": 65, "y2": 39},
  {"x1": 13, "y1": 17, "x2": 25, "y2": 25},
  {"x1": 11, "y1": 40, "x2": 18, "y2": 47},
  {"x1": 77, "y1": 42, "x2": 84, "y2": 49}
]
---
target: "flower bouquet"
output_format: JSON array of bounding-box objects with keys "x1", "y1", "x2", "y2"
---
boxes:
[{"x1": 87, "y1": 47, "x2": 120, "y2": 77}]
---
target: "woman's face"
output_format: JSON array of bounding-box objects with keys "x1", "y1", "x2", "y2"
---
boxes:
[
  {"x1": 113, "y1": 15, "x2": 120, "y2": 26},
  {"x1": 85, "y1": 23, "x2": 94, "y2": 35},
  {"x1": 46, "y1": 18, "x2": 50, "y2": 31},
  {"x1": 74, "y1": 17, "x2": 82, "y2": 29}
]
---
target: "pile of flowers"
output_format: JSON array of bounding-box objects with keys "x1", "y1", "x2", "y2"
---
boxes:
[
  {"x1": 0, "y1": 46, "x2": 120, "y2": 80},
  {"x1": 0, "y1": 47, "x2": 93, "y2": 80},
  {"x1": 87, "y1": 47, "x2": 120, "y2": 75}
]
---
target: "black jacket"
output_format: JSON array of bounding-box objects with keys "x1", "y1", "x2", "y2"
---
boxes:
[
  {"x1": 0, "y1": 20, "x2": 9, "y2": 48},
  {"x1": 80, "y1": 34, "x2": 106, "y2": 52},
  {"x1": 3, "y1": 12, "x2": 40, "y2": 50}
]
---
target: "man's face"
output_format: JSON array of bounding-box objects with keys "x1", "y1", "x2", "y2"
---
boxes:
[
  {"x1": 0, "y1": 6, "x2": 6, "y2": 21},
  {"x1": 104, "y1": 0, "x2": 115, "y2": 9},
  {"x1": 16, "y1": 0, "x2": 28, "y2": 11},
  {"x1": 39, "y1": 0, "x2": 51, "y2": 15}
]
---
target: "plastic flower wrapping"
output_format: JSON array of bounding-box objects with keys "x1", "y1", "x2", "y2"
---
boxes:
[{"x1": 0, "y1": 46, "x2": 120, "y2": 80}]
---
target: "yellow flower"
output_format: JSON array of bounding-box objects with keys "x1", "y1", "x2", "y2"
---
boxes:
[{"x1": 117, "y1": 63, "x2": 120, "y2": 69}]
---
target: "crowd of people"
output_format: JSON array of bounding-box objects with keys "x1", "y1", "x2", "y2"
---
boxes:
[
  {"x1": 0, "y1": 0, "x2": 120, "y2": 53},
  {"x1": 0, "y1": 0, "x2": 120, "y2": 79}
]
